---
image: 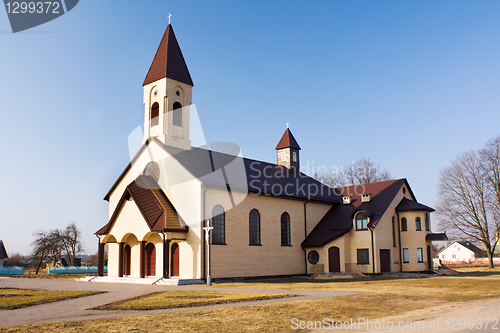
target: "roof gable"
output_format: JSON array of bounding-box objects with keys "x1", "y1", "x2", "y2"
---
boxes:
[
  {"x1": 275, "y1": 128, "x2": 301, "y2": 150},
  {"x1": 97, "y1": 175, "x2": 187, "y2": 235},
  {"x1": 0, "y1": 240, "x2": 8, "y2": 259},
  {"x1": 143, "y1": 24, "x2": 194, "y2": 86},
  {"x1": 302, "y1": 179, "x2": 408, "y2": 247}
]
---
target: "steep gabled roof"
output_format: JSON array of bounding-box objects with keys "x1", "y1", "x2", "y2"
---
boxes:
[
  {"x1": 302, "y1": 179, "x2": 409, "y2": 247},
  {"x1": 396, "y1": 197, "x2": 435, "y2": 212},
  {"x1": 0, "y1": 240, "x2": 8, "y2": 259},
  {"x1": 104, "y1": 138, "x2": 340, "y2": 204},
  {"x1": 275, "y1": 128, "x2": 301, "y2": 150},
  {"x1": 96, "y1": 175, "x2": 187, "y2": 235},
  {"x1": 143, "y1": 24, "x2": 194, "y2": 86}
]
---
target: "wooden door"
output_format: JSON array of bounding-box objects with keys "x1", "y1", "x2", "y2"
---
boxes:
[
  {"x1": 145, "y1": 243, "x2": 156, "y2": 276},
  {"x1": 171, "y1": 243, "x2": 179, "y2": 276},
  {"x1": 328, "y1": 247, "x2": 341, "y2": 273},
  {"x1": 124, "y1": 245, "x2": 131, "y2": 276},
  {"x1": 380, "y1": 249, "x2": 391, "y2": 272},
  {"x1": 427, "y1": 245, "x2": 432, "y2": 270}
]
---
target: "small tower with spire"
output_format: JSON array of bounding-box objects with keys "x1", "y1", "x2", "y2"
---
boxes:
[
  {"x1": 275, "y1": 126, "x2": 301, "y2": 170},
  {"x1": 142, "y1": 23, "x2": 194, "y2": 150}
]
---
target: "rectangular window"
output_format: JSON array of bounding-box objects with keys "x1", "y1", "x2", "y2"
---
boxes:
[
  {"x1": 403, "y1": 248, "x2": 409, "y2": 263},
  {"x1": 417, "y1": 248, "x2": 423, "y2": 263},
  {"x1": 452, "y1": 254, "x2": 457, "y2": 259},
  {"x1": 357, "y1": 249, "x2": 369, "y2": 265}
]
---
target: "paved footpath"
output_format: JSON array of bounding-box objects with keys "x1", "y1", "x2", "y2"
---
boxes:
[
  {"x1": 0, "y1": 277, "x2": 355, "y2": 329},
  {"x1": 313, "y1": 298, "x2": 500, "y2": 333}
]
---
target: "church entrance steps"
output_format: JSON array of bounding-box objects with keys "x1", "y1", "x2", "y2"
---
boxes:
[{"x1": 76, "y1": 276, "x2": 204, "y2": 285}]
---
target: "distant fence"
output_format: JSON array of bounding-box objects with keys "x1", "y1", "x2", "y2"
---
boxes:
[
  {"x1": 0, "y1": 266, "x2": 24, "y2": 274},
  {"x1": 48, "y1": 266, "x2": 107, "y2": 274},
  {"x1": 440, "y1": 258, "x2": 500, "y2": 265}
]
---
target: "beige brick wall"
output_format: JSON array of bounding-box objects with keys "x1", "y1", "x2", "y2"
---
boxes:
[{"x1": 204, "y1": 188, "x2": 332, "y2": 278}]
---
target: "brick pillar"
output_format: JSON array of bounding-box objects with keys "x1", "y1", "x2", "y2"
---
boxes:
[
  {"x1": 97, "y1": 240, "x2": 105, "y2": 277},
  {"x1": 118, "y1": 242, "x2": 124, "y2": 277},
  {"x1": 140, "y1": 241, "x2": 146, "y2": 278}
]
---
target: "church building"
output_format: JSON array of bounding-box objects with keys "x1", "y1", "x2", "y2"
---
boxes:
[{"x1": 95, "y1": 24, "x2": 447, "y2": 283}]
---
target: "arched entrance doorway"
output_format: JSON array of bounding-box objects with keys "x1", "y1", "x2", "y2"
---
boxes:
[
  {"x1": 145, "y1": 243, "x2": 156, "y2": 276},
  {"x1": 171, "y1": 243, "x2": 180, "y2": 276},
  {"x1": 124, "y1": 244, "x2": 131, "y2": 276},
  {"x1": 328, "y1": 246, "x2": 341, "y2": 273}
]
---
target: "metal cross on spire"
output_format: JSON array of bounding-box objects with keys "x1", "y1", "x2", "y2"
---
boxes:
[{"x1": 168, "y1": 13, "x2": 172, "y2": 25}]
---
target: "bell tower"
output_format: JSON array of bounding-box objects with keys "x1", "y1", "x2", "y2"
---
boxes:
[
  {"x1": 142, "y1": 24, "x2": 194, "y2": 150},
  {"x1": 275, "y1": 126, "x2": 301, "y2": 170}
]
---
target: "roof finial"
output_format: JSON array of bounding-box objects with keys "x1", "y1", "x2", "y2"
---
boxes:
[
  {"x1": 168, "y1": 13, "x2": 172, "y2": 25},
  {"x1": 286, "y1": 122, "x2": 289, "y2": 129}
]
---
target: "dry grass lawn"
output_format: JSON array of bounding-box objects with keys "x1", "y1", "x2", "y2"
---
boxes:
[
  {"x1": 2, "y1": 274, "x2": 500, "y2": 332},
  {"x1": 92, "y1": 290, "x2": 294, "y2": 310},
  {"x1": 0, "y1": 288, "x2": 104, "y2": 310}
]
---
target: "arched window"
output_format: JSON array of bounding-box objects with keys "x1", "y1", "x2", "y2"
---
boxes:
[
  {"x1": 415, "y1": 217, "x2": 422, "y2": 231},
  {"x1": 173, "y1": 102, "x2": 182, "y2": 127},
  {"x1": 281, "y1": 151, "x2": 287, "y2": 162},
  {"x1": 150, "y1": 102, "x2": 159, "y2": 127},
  {"x1": 355, "y1": 212, "x2": 368, "y2": 230},
  {"x1": 401, "y1": 217, "x2": 408, "y2": 231},
  {"x1": 281, "y1": 212, "x2": 291, "y2": 246},
  {"x1": 292, "y1": 152, "x2": 297, "y2": 162},
  {"x1": 249, "y1": 209, "x2": 260, "y2": 245},
  {"x1": 212, "y1": 205, "x2": 225, "y2": 244},
  {"x1": 425, "y1": 214, "x2": 430, "y2": 231}
]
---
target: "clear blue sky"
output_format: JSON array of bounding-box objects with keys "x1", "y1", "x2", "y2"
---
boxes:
[{"x1": 1, "y1": 1, "x2": 499, "y2": 256}]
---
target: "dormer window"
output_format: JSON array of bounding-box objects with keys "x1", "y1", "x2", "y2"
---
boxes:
[
  {"x1": 343, "y1": 196, "x2": 351, "y2": 205},
  {"x1": 355, "y1": 211, "x2": 369, "y2": 230},
  {"x1": 361, "y1": 194, "x2": 371, "y2": 203}
]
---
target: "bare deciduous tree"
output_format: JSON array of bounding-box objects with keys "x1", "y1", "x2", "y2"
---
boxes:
[
  {"x1": 60, "y1": 222, "x2": 83, "y2": 266},
  {"x1": 31, "y1": 222, "x2": 84, "y2": 273},
  {"x1": 437, "y1": 138, "x2": 500, "y2": 268},
  {"x1": 314, "y1": 157, "x2": 392, "y2": 187}
]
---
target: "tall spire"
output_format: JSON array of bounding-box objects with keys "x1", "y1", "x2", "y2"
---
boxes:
[
  {"x1": 275, "y1": 128, "x2": 301, "y2": 150},
  {"x1": 143, "y1": 24, "x2": 194, "y2": 86}
]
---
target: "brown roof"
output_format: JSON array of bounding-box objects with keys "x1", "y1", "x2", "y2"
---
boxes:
[
  {"x1": 275, "y1": 128, "x2": 301, "y2": 150},
  {"x1": 96, "y1": 175, "x2": 187, "y2": 235},
  {"x1": 302, "y1": 179, "x2": 410, "y2": 247},
  {"x1": 143, "y1": 24, "x2": 194, "y2": 86}
]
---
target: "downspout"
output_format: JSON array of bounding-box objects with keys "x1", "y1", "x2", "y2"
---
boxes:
[
  {"x1": 397, "y1": 212, "x2": 402, "y2": 272},
  {"x1": 369, "y1": 225, "x2": 375, "y2": 274},
  {"x1": 303, "y1": 201, "x2": 309, "y2": 274},
  {"x1": 202, "y1": 187, "x2": 208, "y2": 281}
]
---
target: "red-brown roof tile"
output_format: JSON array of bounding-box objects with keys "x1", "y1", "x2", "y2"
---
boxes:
[
  {"x1": 143, "y1": 24, "x2": 194, "y2": 86},
  {"x1": 275, "y1": 128, "x2": 301, "y2": 150}
]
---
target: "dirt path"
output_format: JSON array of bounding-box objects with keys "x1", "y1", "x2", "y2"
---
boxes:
[{"x1": 0, "y1": 277, "x2": 355, "y2": 328}]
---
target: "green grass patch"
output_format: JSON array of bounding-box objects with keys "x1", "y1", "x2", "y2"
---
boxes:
[
  {"x1": 0, "y1": 288, "x2": 105, "y2": 310},
  {"x1": 93, "y1": 290, "x2": 295, "y2": 310}
]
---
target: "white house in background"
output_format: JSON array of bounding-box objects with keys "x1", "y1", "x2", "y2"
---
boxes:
[
  {"x1": 0, "y1": 240, "x2": 8, "y2": 267},
  {"x1": 438, "y1": 241, "x2": 487, "y2": 261}
]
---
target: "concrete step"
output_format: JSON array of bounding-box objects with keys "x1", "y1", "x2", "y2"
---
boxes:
[{"x1": 77, "y1": 276, "x2": 205, "y2": 285}]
